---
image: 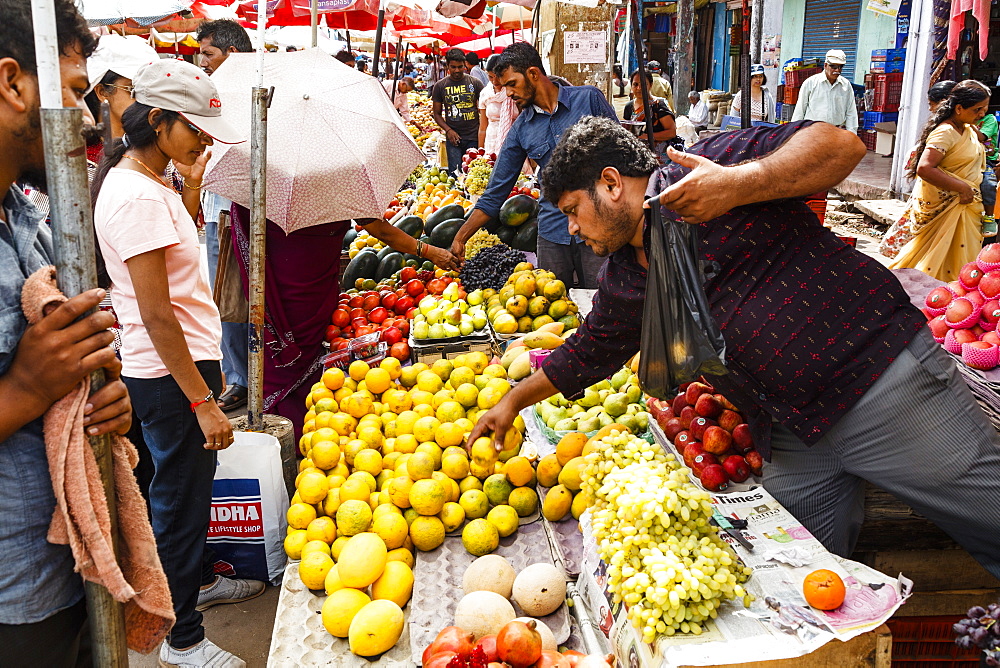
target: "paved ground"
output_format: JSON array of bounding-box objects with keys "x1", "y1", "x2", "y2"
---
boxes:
[{"x1": 835, "y1": 150, "x2": 896, "y2": 200}]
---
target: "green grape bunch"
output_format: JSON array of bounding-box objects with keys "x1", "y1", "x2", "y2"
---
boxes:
[{"x1": 582, "y1": 430, "x2": 753, "y2": 643}]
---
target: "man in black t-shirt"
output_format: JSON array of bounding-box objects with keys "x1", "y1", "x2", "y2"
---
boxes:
[{"x1": 432, "y1": 48, "x2": 484, "y2": 174}]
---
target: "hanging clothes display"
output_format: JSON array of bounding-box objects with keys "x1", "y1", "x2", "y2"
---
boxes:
[{"x1": 947, "y1": 0, "x2": 990, "y2": 60}]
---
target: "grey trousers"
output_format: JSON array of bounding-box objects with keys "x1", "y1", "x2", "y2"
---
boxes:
[
  {"x1": 764, "y1": 329, "x2": 1000, "y2": 579},
  {"x1": 536, "y1": 236, "x2": 607, "y2": 289}
]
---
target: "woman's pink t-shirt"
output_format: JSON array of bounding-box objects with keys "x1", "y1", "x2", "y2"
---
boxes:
[{"x1": 94, "y1": 168, "x2": 222, "y2": 379}]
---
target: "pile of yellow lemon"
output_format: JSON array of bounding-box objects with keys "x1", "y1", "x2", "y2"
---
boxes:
[{"x1": 285, "y1": 351, "x2": 545, "y2": 651}]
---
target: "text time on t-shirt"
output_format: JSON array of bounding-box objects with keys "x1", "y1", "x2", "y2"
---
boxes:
[{"x1": 432, "y1": 75, "x2": 484, "y2": 142}]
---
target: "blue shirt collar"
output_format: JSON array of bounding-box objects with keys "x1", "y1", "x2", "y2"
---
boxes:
[{"x1": 523, "y1": 84, "x2": 566, "y2": 121}]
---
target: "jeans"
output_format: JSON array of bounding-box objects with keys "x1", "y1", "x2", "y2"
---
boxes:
[
  {"x1": 205, "y1": 219, "x2": 249, "y2": 389},
  {"x1": 444, "y1": 137, "x2": 479, "y2": 175},
  {"x1": 983, "y1": 165, "x2": 997, "y2": 217},
  {"x1": 0, "y1": 598, "x2": 90, "y2": 668},
  {"x1": 124, "y1": 361, "x2": 223, "y2": 649},
  {"x1": 536, "y1": 236, "x2": 608, "y2": 289}
]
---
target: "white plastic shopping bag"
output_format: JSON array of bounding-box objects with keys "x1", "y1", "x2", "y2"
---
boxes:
[{"x1": 208, "y1": 431, "x2": 289, "y2": 583}]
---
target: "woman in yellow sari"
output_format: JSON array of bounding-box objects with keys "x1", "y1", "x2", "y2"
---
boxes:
[{"x1": 887, "y1": 80, "x2": 991, "y2": 281}]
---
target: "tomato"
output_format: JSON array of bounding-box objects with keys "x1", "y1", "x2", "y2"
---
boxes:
[
  {"x1": 348, "y1": 294, "x2": 364, "y2": 309},
  {"x1": 362, "y1": 294, "x2": 381, "y2": 311},
  {"x1": 394, "y1": 295, "x2": 414, "y2": 315},
  {"x1": 381, "y1": 326, "x2": 403, "y2": 345},
  {"x1": 331, "y1": 309, "x2": 351, "y2": 328},
  {"x1": 405, "y1": 306, "x2": 418, "y2": 319},
  {"x1": 400, "y1": 266, "x2": 418, "y2": 283},
  {"x1": 427, "y1": 278, "x2": 446, "y2": 295},
  {"x1": 325, "y1": 325, "x2": 342, "y2": 341},
  {"x1": 381, "y1": 293, "x2": 398, "y2": 310},
  {"x1": 348, "y1": 307, "x2": 366, "y2": 321},
  {"x1": 368, "y1": 307, "x2": 389, "y2": 325}
]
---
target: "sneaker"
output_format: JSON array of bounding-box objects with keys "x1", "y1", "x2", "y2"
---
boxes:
[
  {"x1": 158, "y1": 638, "x2": 245, "y2": 668},
  {"x1": 196, "y1": 576, "x2": 265, "y2": 611}
]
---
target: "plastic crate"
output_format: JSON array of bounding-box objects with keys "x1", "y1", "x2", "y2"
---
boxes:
[
  {"x1": 781, "y1": 103, "x2": 795, "y2": 122},
  {"x1": 871, "y1": 60, "x2": 904, "y2": 74},
  {"x1": 871, "y1": 48, "x2": 906, "y2": 61},
  {"x1": 784, "y1": 66, "x2": 821, "y2": 88},
  {"x1": 859, "y1": 129, "x2": 878, "y2": 151},
  {"x1": 873, "y1": 73, "x2": 904, "y2": 112},
  {"x1": 784, "y1": 86, "x2": 800, "y2": 105},
  {"x1": 886, "y1": 615, "x2": 982, "y2": 668},
  {"x1": 806, "y1": 191, "x2": 827, "y2": 223},
  {"x1": 862, "y1": 111, "x2": 899, "y2": 129}
]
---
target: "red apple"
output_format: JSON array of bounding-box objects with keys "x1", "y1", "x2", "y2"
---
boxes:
[
  {"x1": 679, "y1": 405, "x2": 696, "y2": 429},
  {"x1": 331, "y1": 309, "x2": 351, "y2": 328},
  {"x1": 980, "y1": 243, "x2": 1000, "y2": 264},
  {"x1": 722, "y1": 455, "x2": 751, "y2": 483},
  {"x1": 674, "y1": 430, "x2": 696, "y2": 450},
  {"x1": 694, "y1": 393, "x2": 723, "y2": 418},
  {"x1": 927, "y1": 315, "x2": 950, "y2": 339},
  {"x1": 699, "y1": 464, "x2": 730, "y2": 492},
  {"x1": 745, "y1": 450, "x2": 764, "y2": 476},
  {"x1": 684, "y1": 382, "x2": 712, "y2": 406},
  {"x1": 691, "y1": 453, "x2": 718, "y2": 476},
  {"x1": 405, "y1": 307, "x2": 419, "y2": 319},
  {"x1": 717, "y1": 409, "x2": 742, "y2": 432},
  {"x1": 382, "y1": 293, "x2": 398, "y2": 310},
  {"x1": 394, "y1": 295, "x2": 414, "y2": 315},
  {"x1": 382, "y1": 326, "x2": 403, "y2": 345},
  {"x1": 400, "y1": 266, "x2": 417, "y2": 282},
  {"x1": 960, "y1": 262, "x2": 984, "y2": 288},
  {"x1": 671, "y1": 393, "x2": 688, "y2": 416},
  {"x1": 945, "y1": 298, "x2": 976, "y2": 325},
  {"x1": 967, "y1": 291, "x2": 986, "y2": 309},
  {"x1": 689, "y1": 417, "x2": 716, "y2": 440},
  {"x1": 405, "y1": 279, "x2": 424, "y2": 297},
  {"x1": 983, "y1": 300, "x2": 1000, "y2": 324},
  {"x1": 980, "y1": 271, "x2": 1000, "y2": 298},
  {"x1": 348, "y1": 294, "x2": 364, "y2": 309},
  {"x1": 984, "y1": 332, "x2": 1000, "y2": 345},
  {"x1": 948, "y1": 280, "x2": 968, "y2": 297},
  {"x1": 702, "y1": 426, "x2": 734, "y2": 455},
  {"x1": 955, "y1": 329, "x2": 979, "y2": 345},
  {"x1": 715, "y1": 393, "x2": 739, "y2": 411},
  {"x1": 682, "y1": 442, "x2": 706, "y2": 468},
  {"x1": 368, "y1": 307, "x2": 389, "y2": 324},
  {"x1": 732, "y1": 424, "x2": 754, "y2": 453},
  {"x1": 661, "y1": 417, "x2": 685, "y2": 441}
]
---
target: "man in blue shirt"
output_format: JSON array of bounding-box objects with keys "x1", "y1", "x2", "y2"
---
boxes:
[
  {"x1": 450, "y1": 43, "x2": 619, "y2": 289},
  {"x1": 0, "y1": 0, "x2": 132, "y2": 662}
]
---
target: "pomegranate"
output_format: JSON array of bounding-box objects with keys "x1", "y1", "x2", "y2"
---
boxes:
[
  {"x1": 575, "y1": 654, "x2": 615, "y2": 668},
  {"x1": 475, "y1": 635, "x2": 499, "y2": 662},
  {"x1": 561, "y1": 651, "x2": 586, "y2": 668},
  {"x1": 497, "y1": 620, "x2": 543, "y2": 668},
  {"x1": 424, "y1": 652, "x2": 459, "y2": 668},
  {"x1": 428, "y1": 626, "x2": 475, "y2": 657},
  {"x1": 534, "y1": 650, "x2": 570, "y2": 668}
]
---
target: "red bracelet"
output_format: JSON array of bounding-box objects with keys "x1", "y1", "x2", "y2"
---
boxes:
[{"x1": 190, "y1": 390, "x2": 214, "y2": 412}]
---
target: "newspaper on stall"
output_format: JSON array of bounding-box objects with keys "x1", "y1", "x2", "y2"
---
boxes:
[{"x1": 577, "y1": 487, "x2": 911, "y2": 667}]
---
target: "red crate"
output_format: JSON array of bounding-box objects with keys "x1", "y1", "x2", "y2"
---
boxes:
[
  {"x1": 859, "y1": 129, "x2": 878, "y2": 151},
  {"x1": 806, "y1": 192, "x2": 827, "y2": 223},
  {"x1": 784, "y1": 66, "x2": 821, "y2": 88},
  {"x1": 873, "y1": 73, "x2": 904, "y2": 112},
  {"x1": 784, "y1": 86, "x2": 800, "y2": 105},
  {"x1": 886, "y1": 616, "x2": 982, "y2": 668}
]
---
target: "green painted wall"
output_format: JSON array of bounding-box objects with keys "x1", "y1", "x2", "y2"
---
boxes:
[
  {"x1": 779, "y1": 0, "x2": 900, "y2": 84},
  {"x1": 855, "y1": 9, "x2": 900, "y2": 83}
]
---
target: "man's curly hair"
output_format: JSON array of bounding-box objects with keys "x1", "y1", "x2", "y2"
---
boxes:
[{"x1": 541, "y1": 116, "x2": 659, "y2": 203}]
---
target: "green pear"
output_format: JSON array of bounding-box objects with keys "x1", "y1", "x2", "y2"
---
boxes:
[
  {"x1": 577, "y1": 388, "x2": 601, "y2": 408},
  {"x1": 619, "y1": 414, "x2": 638, "y2": 433},
  {"x1": 610, "y1": 368, "x2": 631, "y2": 390},
  {"x1": 598, "y1": 412, "x2": 615, "y2": 427},
  {"x1": 603, "y1": 392, "x2": 630, "y2": 418},
  {"x1": 634, "y1": 412, "x2": 650, "y2": 430},
  {"x1": 577, "y1": 415, "x2": 601, "y2": 433},
  {"x1": 554, "y1": 417, "x2": 578, "y2": 431},
  {"x1": 625, "y1": 384, "x2": 642, "y2": 404}
]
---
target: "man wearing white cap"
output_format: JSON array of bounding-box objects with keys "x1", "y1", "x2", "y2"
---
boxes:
[{"x1": 791, "y1": 49, "x2": 859, "y2": 133}]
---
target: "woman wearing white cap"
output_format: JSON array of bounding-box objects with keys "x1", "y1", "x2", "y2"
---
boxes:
[
  {"x1": 731, "y1": 64, "x2": 776, "y2": 124},
  {"x1": 90, "y1": 58, "x2": 248, "y2": 668}
]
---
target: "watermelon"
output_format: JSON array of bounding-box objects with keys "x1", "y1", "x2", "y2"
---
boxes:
[{"x1": 499, "y1": 195, "x2": 539, "y2": 227}]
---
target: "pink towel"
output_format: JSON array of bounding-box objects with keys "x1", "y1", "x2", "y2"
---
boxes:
[
  {"x1": 21, "y1": 267, "x2": 174, "y2": 654},
  {"x1": 948, "y1": 0, "x2": 990, "y2": 60}
]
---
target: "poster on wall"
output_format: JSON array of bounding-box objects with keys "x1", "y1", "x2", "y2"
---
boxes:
[
  {"x1": 762, "y1": 34, "x2": 781, "y2": 68},
  {"x1": 866, "y1": 0, "x2": 902, "y2": 19},
  {"x1": 564, "y1": 31, "x2": 607, "y2": 64}
]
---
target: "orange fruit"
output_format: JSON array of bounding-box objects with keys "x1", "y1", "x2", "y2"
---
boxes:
[{"x1": 802, "y1": 569, "x2": 846, "y2": 610}]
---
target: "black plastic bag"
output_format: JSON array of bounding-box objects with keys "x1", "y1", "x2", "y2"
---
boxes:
[{"x1": 638, "y1": 205, "x2": 727, "y2": 399}]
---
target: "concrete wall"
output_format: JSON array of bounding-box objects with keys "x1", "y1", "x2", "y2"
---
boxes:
[
  {"x1": 779, "y1": 0, "x2": 899, "y2": 84},
  {"x1": 761, "y1": 0, "x2": 785, "y2": 97}
]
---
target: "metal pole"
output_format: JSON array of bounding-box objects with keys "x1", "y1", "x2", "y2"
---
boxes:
[
  {"x1": 346, "y1": 30, "x2": 352, "y2": 54},
  {"x1": 675, "y1": 0, "x2": 694, "y2": 115},
  {"x1": 629, "y1": 0, "x2": 655, "y2": 150},
  {"x1": 373, "y1": 4, "x2": 386, "y2": 78},
  {"x1": 750, "y1": 0, "x2": 763, "y2": 69},
  {"x1": 248, "y1": 10, "x2": 269, "y2": 431},
  {"x1": 740, "y1": 0, "x2": 750, "y2": 128},
  {"x1": 391, "y1": 37, "x2": 403, "y2": 98},
  {"x1": 310, "y1": 0, "x2": 319, "y2": 48},
  {"x1": 29, "y1": 1, "x2": 126, "y2": 664}
]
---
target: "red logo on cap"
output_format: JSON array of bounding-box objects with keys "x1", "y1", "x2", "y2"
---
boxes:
[{"x1": 210, "y1": 98, "x2": 222, "y2": 108}]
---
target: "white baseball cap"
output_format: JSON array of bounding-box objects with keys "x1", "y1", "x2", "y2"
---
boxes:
[
  {"x1": 131, "y1": 58, "x2": 244, "y2": 145},
  {"x1": 86, "y1": 34, "x2": 160, "y2": 94},
  {"x1": 825, "y1": 49, "x2": 847, "y2": 65}
]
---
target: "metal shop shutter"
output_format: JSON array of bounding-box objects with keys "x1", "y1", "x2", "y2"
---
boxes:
[{"x1": 802, "y1": 0, "x2": 861, "y2": 80}]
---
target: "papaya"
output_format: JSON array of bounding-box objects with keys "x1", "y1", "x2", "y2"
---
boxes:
[
  {"x1": 341, "y1": 249, "x2": 379, "y2": 288},
  {"x1": 499, "y1": 195, "x2": 539, "y2": 227},
  {"x1": 376, "y1": 252, "x2": 404, "y2": 281},
  {"x1": 394, "y1": 214, "x2": 424, "y2": 239},
  {"x1": 429, "y1": 218, "x2": 465, "y2": 248},
  {"x1": 425, "y1": 204, "x2": 466, "y2": 234},
  {"x1": 511, "y1": 220, "x2": 538, "y2": 252}
]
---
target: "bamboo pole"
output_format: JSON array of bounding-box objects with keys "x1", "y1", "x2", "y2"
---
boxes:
[
  {"x1": 29, "y1": 0, "x2": 126, "y2": 664},
  {"x1": 629, "y1": 0, "x2": 655, "y2": 150},
  {"x1": 740, "y1": 0, "x2": 750, "y2": 128},
  {"x1": 310, "y1": 0, "x2": 319, "y2": 48},
  {"x1": 391, "y1": 37, "x2": 403, "y2": 97},
  {"x1": 248, "y1": 10, "x2": 269, "y2": 431}
]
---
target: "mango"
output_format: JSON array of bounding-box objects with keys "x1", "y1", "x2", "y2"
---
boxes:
[
  {"x1": 522, "y1": 331, "x2": 564, "y2": 350},
  {"x1": 542, "y1": 484, "x2": 573, "y2": 521},
  {"x1": 348, "y1": 600, "x2": 405, "y2": 656},
  {"x1": 507, "y1": 351, "x2": 532, "y2": 381},
  {"x1": 337, "y1": 532, "x2": 387, "y2": 588}
]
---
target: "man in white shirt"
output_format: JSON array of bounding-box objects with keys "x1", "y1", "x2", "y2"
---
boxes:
[
  {"x1": 687, "y1": 90, "x2": 710, "y2": 131},
  {"x1": 791, "y1": 49, "x2": 859, "y2": 133},
  {"x1": 383, "y1": 77, "x2": 414, "y2": 122}
]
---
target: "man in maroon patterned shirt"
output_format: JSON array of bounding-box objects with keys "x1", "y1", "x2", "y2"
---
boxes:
[{"x1": 469, "y1": 117, "x2": 1000, "y2": 577}]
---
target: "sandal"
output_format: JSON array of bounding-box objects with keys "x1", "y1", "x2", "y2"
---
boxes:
[{"x1": 217, "y1": 384, "x2": 248, "y2": 411}]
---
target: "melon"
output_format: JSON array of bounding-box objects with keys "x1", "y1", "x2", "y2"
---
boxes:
[
  {"x1": 322, "y1": 588, "x2": 371, "y2": 638},
  {"x1": 512, "y1": 563, "x2": 566, "y2": 616},
  {"x1": 513, "y1": 617, "x2": 557, "y2": 651},
  {"x1": 462, "y1": 554, "x2": 516, "y2": 598},
  {"x1": 371, "y1": 560, "x2": 414, "y2": 608},
  {"x1": 337, "y1": 532, "x2": 387, "y2": 588},
  {"x1": 454, "y1": 591, "x2": 516, "y2": 639},
  {"x1": 348, "y1": 599, "x2": 405, "y2": 656}
]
